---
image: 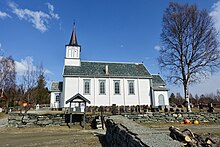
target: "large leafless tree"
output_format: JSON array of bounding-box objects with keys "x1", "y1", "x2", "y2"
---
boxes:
[
  {"x1": 21, "y1": 58, "x2": 37, "y2": 103},
  {"x1": 159, "y1": 2, "x2": 220, "y2": 112},
  {"x1": 0, "y1": 56, "x2": 16, "y2": 110}
]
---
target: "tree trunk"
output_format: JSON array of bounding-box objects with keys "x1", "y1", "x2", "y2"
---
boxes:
[
  {"x1": 184, "y1": 83, "x2": 192, "y2": 112},
  {"x1": 169, "y1": 126, "x2": 192, "y2": 143}
]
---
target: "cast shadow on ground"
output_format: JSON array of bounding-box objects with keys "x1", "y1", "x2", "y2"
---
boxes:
[{"x1": 94, "y1": 132, "x2": 108, "y2": 147}]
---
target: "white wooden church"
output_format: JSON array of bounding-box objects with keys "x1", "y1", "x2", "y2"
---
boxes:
[{"x1": 50, "y1": 26, "x2": 169, "y2": 109}]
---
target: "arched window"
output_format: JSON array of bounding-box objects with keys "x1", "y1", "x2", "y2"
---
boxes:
[
  {"x1": 158, "y1": 94, "x2": 165, "y2": 106},
  {"x1": 128, "y1": 80, "x2": 134, "y2": 94},
  {"x1": 83, "y1": 79, "x2": 90, "y2": 94},
  {"x1": 114, "y1": 80, "x2": 120, "y2": 94},
  {"x1": 99, "y1": 80, "x2": 106, "y2": 95}
]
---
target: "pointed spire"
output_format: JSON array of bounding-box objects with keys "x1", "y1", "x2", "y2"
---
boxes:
[{"x1": 69, "y1": 21, "x2": 78, "y2": 46}]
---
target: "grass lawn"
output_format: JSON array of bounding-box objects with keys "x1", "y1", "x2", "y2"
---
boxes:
[{"x1": 0, "y1": 112, "x2": 7, "y2": 119}]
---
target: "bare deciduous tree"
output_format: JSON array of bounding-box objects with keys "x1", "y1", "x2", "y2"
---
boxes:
[
  {"x1": 21, "y1": 58, "x2": 37, "y2": 103},
  {"x1": 159, "y1": 2, "x2": 220, "y2": 112},
  {"x1": 0, "y1": 56, "x2": 16, "y2": 111}
]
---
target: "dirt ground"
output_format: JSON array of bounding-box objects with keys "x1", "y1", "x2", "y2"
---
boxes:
[
  {"x1": 0, "y1": 126, "x2": 107, "y2": 147},
  {"x1": 1, "y1": 112, "x2": 220, "y2": 146},
  {"x1": 143, "y1": 122, "x2": 220, "y2": 146},
  {"x1": 0, "y1": 124, "x2": 219, "y2": 147}
]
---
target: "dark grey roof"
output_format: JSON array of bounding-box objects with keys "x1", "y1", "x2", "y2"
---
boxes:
[
  {"x1": 152, "y1": 75, "x2": 165, "y2": 85},
  {"x1": 63, "y1": 61, "x2": 152, "y2": 78},
  {"x1": 51, "y1": 82, "x2": 63, "y2": 92},
  {"x1": 152, "y1": 75, "x2": 168, "y2": 91},
  {"x1": 67, "y1": 23, "x2": 79, "y2": 46},
  {"x1": 68, "y1": 30, "x2": 78, "y2": 46},
  {"x1": 66, "y1": 93, "x2": 91, "y2": 104}
]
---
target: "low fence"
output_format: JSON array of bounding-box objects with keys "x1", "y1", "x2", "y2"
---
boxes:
[{"x1": 105, "y1": 115, "x2": 180, "y2": 147}]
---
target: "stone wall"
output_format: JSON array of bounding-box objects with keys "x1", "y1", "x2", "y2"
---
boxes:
[
  {"x1": 8, "y1": 113, "x2": 66, "y2": 127},
  {"x1": 105, "y1": 115, "x2": 180, "y2": 147},
  {"x1": 127, "y1": 112, "x2": 220, "y2": 123},
  {"x1": 8, "y1": 112, "x2": 220, "y2": 128}
]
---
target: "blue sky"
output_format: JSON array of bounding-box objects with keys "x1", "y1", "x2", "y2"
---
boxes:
[{"x1": 0, "y1": 0, "x2": 220, "y2": 97}]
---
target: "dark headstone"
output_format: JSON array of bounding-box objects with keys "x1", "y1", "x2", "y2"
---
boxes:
[
  {"x1": 170, "y1": 108, "x2": 174, "y2": 112},
  {"x1": 207, "y1": 103, "x2": 214, "y2": 113},
  {"x1": 112, "y1": 104, "x2": 117, "y2": 115},
  {"x1": 164, "y1": 106, "x2": 168, "y2": 112}
]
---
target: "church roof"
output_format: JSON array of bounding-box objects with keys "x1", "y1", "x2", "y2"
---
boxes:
[
  {"x1": 152, "y1": 74, "x2": 168, "y2": 91},
  {"x1": 50, "y1": 82, "x2": 63, "y2": 92},
  {"x1": 68, "y1": 23, "x2": 79, "y2": 46},
  {"x1": 63, "y1": 61, "x2": 152, "y2": 78}
]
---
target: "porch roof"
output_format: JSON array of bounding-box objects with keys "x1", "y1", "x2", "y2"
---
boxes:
[{"x1": 66, "y1": 93, "x2": 91, "y2": 104}]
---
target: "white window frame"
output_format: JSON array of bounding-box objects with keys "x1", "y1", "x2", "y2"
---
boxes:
[
  {"x1": 83, "y1": 79, "x2": 91, "y2": 95},
  {"x1": 114, "y1": 80, "x2": 120, "y2": 95},
  {"x1": 99, "y1": 80, "x2": 106, "y2": 95},
  {"x1": 128, "y1": 80, "x2": 135, "y2": 95}
]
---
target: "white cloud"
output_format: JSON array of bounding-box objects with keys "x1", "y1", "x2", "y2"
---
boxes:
[
  {"x1": 46, "y1": 2, "x2": 59, "y2": 20},
  {"x1": 154, "y1": 45, "x2": 161, "y2": 51},
  {"x1": 0, "y1": 11, "x2": 11, "y2": 19},
  {"x1": 9, "y1": 2, "x2": 59, "y2": 33},
  {"x1": 210, "y1": 1, "x2": 220, "y2": 32},
  {"x1": 44, "y1": 69, "x2": 53, "y2": 75},
  {"x1": 15, "y1": 56, "x2": 36, "y2": 75},
  {"x1": 15, "y1": 56, "x2": 52, "y2": 76}
]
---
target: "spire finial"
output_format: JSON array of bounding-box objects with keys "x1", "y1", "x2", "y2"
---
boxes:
[{"x1": 73, "y1": 20, "x2": 76, "y2": 32}]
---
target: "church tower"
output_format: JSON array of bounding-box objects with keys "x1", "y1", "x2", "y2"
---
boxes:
[{"x1": 64, "y1": 24, "x2": 81, "y2": 66}]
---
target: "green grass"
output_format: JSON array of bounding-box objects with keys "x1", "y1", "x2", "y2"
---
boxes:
[{"x1": 0, "y1": 112, "x2": 7, "y2": 119}]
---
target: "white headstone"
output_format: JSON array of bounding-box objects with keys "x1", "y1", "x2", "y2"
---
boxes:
[{"x1": 36, "y1": 104, "x2": 40, "y2": 110}]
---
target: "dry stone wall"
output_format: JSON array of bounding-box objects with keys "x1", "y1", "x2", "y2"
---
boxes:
[
  {"x1": 105, "y1": 115, "x2": 180, "y2": 147},
  {"x1": 8, "y1": 113, "x2": 66, "y2": 127},
  {"x1": 7, "y1": 112, "x2": 220, "y2": 128},
  {"x1": 127, "y1": 112, "x2": 220, "y2": 123}
]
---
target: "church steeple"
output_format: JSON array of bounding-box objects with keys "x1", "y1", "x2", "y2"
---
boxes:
[
  {"x1": 64, "y1": 22, "x2": 81, "y2": 66},
  {"x1": 68, "y1": 22, "x2": 78, "y2": 46}
]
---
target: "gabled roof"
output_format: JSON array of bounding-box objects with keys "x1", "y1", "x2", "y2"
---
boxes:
[
  {"x1": 152, "y1": 74, "x2": 168, "y2": 91},
  {"x1": 66, "y1": 93, "x2": 91, "y2": 104},
  {"x1": 63, "y1": 61, "x2": 152, "y2": 78},
  {"x1": 51, "y1": 82, "x2": 63, "y2": 92}
]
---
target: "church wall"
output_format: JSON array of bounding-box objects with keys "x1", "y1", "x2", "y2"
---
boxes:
[
  {"x1": 153, "y1": 90, "x2": 169, "y2": 107},
  {"x1": 50, "y1": 92, "x2": 61, "y2": 108},
  {"x1": 138, "y1": 79, "x2": 151, "y2": 105},
  {"x1": 93, "y1": 78, "x2": 110, "y2": 106},
  {"x1": 64, "y1": 58, "x2": 80, "y2": 66},
  {"x1": 124, "y1": 79, "x2": 139, "y2": 105},
  {"x1": 50, "y1": 92, "x2": 57, "y2": 108},
  {"x1": 109, "y1": 78, "x2": 125, "y2": 106},
  {"x1": 63, "y1": 76, "x2": 152, "y2": 107},
  {"x1": 63, "y1": 77, "x2": 79, "y2": 107}
]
